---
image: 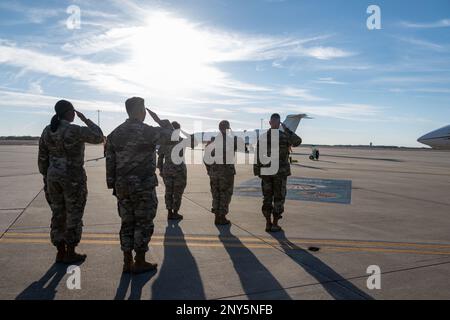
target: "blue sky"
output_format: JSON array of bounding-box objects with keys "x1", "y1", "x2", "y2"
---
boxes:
[{"x1": 0, "y1": 0, "x2": 449, "y2": 147}]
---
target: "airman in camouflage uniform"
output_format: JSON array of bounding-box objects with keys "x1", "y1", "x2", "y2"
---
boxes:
[
  {"x1": 106, "y1": 97, "x2": 173, "y2": 274},
  {"x1": 157, "y1": 122, "x2": 197, "y2": 220},
  {"x1": 38, "y1": 100, "x2": 104, "y2": 264},
  {"x1": 204, "y1": 121, "x2": 244, "y2": 225},
  {"x1": 254, "y1": 113, "x2": 302, "y2": 232}
]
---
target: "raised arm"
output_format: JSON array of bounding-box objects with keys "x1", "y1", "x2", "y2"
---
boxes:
[
  {"x1": 146, "y1": 108, "x2": 166, "y2": 127},
  {"x1": 282, "y1": 123, "x2": 302, "y2": 147},
  {"x1": 75, "y1": 110, "x2": 104, "y2": 144}
]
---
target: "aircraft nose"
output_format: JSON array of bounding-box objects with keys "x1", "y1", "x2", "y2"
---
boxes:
[
  {"x1": 417, "y1": 134, "x2": 426, "y2": 143},
  {"x1": 417, "y1": 131, "x2": 434, "y2": 143}
]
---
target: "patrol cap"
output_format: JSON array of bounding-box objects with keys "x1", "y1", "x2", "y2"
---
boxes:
[{"x1": 125, "y1": 97, "x2": 145, "y2": 115}]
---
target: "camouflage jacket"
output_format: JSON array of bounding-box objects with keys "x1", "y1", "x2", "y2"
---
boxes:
[
  {"x1": 105, "y1": 119, "x2": 173, "y2": 189},
  {"x1": 38, "y1": 119, "x2": 104, "y2": 179},
  {"x1": 204, "y1": 134, "x2": 245, "y2": 177},
  {"x1": 157, "y1": 135, "x2": 195, "y2": 177},
  {"x1": 253, "y1": 127, "x2": 302, "y2": 177}
]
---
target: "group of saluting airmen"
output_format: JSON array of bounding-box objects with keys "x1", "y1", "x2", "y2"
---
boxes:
[{"x1": 38, "y1": 97, "x2": 302, "y2": 274}]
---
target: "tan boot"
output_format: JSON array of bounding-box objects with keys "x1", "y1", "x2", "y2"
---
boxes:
[
  {"x1": 133, "y1": 252, "x2": 157, "y2": 274},
  {"x1": 64, "y1": 245, "x2": 87, "y2": 264},
  {"x1": 55, "y1": 243, "x2": 66, "y2": 263},
  {"x1": 215, "y1": 214, "x2": 230, "y2": 225},
  {"x1": 122, "y1": 251, "x2": 133, "y2": 273},
  {"x1": 168, "y1": 210, "x2": 183, "y2": 220}
]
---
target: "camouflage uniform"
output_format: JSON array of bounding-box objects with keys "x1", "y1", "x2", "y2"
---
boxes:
[
  {"x1": 205, "y1": 135, "x2": 242, "y2": 216},
  {"x1": 157, "y1": 136, "x2": 194, "y2": 212},
  {"x1": 38, "y1": 119, "x2": 104, "y2": 247},
  {"x1": 106, "y1": 119, "x2": 172, "y2": 253},
  {"x1": 254, "y1": 127, "x2": 302, "y2": 218}
]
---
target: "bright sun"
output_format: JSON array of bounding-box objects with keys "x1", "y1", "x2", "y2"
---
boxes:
[{"x1": 127, "y1": 12, "x2": 223, "y2": 96}]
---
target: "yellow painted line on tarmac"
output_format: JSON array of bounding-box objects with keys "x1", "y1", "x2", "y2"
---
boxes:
[
  {"x1": 4, "y1": 232, "x2": 450, "y2": 250},
  {"x1": 0, "y1": 238, "x2": 49, "y2": 244},
  {"x1": 323, "y1": 246, "x2": 450, "y2": 256},
  {"x1": 1, "y1": 237, "x2": 450, "y2": 256},
  {"x1": 275, "y1": 239, "x2": 450, "y2": 250},
  {"x1": 0, "y1": 238, "x2": 272, "y2": 249}
]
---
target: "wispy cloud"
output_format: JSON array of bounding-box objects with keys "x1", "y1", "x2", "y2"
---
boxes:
[
  {"x1": 0, "y1": 2, "x2": 61, "y2": 24},
  {"x1": 389, "y1": 87, "x2": 450, "y2": 94},
  {"x1": 0, "y1": 89, "x2": 121, "y2": 112},
  {"x1": 372, "y1": 76, "x2": 450, "y2": 85},
  {"x1": 314, "y1": 77, "x2": 347, "y2": 85},
  {"x1": 28, "y1": 81, "x2": 43, "y2": 95},
  {"x1": 240, "y1": 102, "x2": 385, "y2": 122},
  {"x1": 395, "y1": 36, "x2": 445, "y2": 51},
  {"x1": 401, "y1": 19, "x2": 450, "y2": 29},
  {"x1": 0, "y1": 9, "x2": 354, "y2": 109},
  {"x1": 303, "y1": 46, "x2": 355, "y2": 60},
  {"x1": 280, "y1": 87, "x2": 327, "y2": 101}
]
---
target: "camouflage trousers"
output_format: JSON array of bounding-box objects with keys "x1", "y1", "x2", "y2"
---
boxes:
[
  {"x1": 115, "y1": 180, "x2": 158, "y2": 253},
  {"x1": 261, "y1": 175, "x2": 287, "y2": 218},
  {"x1": 209, "y1": 175, "x2": 234, "y2": 215},
  {"x1": 45, "y1": 175, "x2": 87, "y2": 247},
  {"x1": 162, "y1": 174, "x2": 187, "y2": 212}
]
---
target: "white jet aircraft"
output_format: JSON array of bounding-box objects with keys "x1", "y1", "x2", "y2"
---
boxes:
[
  {"x1": 417, "y1": 125, "x2": 450, "y2": 150},
  {"x1": 199, "y1": 114, "x2": 310, "y2": 149}
]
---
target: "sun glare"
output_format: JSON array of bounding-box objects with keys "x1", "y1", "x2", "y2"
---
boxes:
[{"x1": 127, "y1": 12, "x2": 223, "y2": 96}]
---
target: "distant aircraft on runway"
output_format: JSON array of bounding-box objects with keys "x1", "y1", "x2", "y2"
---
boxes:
[
  {"x1": 199, "y1": 114, "x2": 311, "y2": 150},
  {"x1": 418, "y1": 125, "x2": 450, "y2": 150}
]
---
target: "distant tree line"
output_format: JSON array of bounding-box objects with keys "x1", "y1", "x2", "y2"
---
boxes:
[{"x1": 0, "y1": 136, "x2": 40, "y2": 141}]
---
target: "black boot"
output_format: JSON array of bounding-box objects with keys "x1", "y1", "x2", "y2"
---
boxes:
[
  {"x1": 270, "y1": 216, "x2": 282, "y2": 232},
  {"x1": 55, "y1": 243, "x2": 66, "y2": 263},
  {"x1": 168, "y1": 210, "x2": 183, "y2": 220},
  {"x1": 123, "y1": 251, "x2": 133, "y2": 273},
  {"x1": 133, "y1": 252, "x2": 157, "y2": 274},
  {"x1": 215, "y1": 214, "x2": 230, "y2": 225},
  {"x1": 64, "y1": 245, "x2": 87, "y2": 264},
  {"x1": 265, "y1": 218, "x2": 273, "y2": 232}
]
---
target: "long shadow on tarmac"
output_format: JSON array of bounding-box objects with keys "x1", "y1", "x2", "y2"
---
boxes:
[
  {"x1": 151, "y1": 220, "x2": 206, "y2": 299},
  {"x1": 217, "y1": 225, "x2": 291, "y2": 300},
  {"x1": 16, "y1": 262, "x2": 76, "y2": 300},
  {"x1": 269, "y1": 231, "x2": 374, "y2": 300},
  {"x1": 115, "y1": 269, "x2": 157, "y2": 300}
]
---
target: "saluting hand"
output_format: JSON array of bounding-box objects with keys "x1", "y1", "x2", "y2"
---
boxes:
[
  {"x1": 146, "y1": 108, "x2": 167, "y2": 127},
  {"x1": 146, "y1": 108, "x2": 160, "y2": 121},
  {"x1": 75, "y1": 110, "x2": 88, "y2": 123}
]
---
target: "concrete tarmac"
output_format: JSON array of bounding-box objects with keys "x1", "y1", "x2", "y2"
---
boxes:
[{"x1": 0, "y1": 145, "x2": 449, "y2": 300}]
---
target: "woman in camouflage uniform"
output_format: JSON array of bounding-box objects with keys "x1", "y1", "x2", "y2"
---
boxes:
[{"x1": 38, "y1": 100, "x2": 104, "y2": 264}]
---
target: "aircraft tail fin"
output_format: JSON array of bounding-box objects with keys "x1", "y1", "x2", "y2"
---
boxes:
[{"x1": 283, "y1": 114, "x2": 311, "y2": 132}]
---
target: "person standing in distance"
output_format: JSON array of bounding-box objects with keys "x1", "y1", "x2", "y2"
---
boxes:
[
  {"x1": 157, "y1": 121, "x2": 197, "y2": 220},
  {"x1": 254, "y1": 113, "x2": 302, "y2": 232},
  {"x1": 204, "y1": 120, "x2": 244, "y2": 225}
]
